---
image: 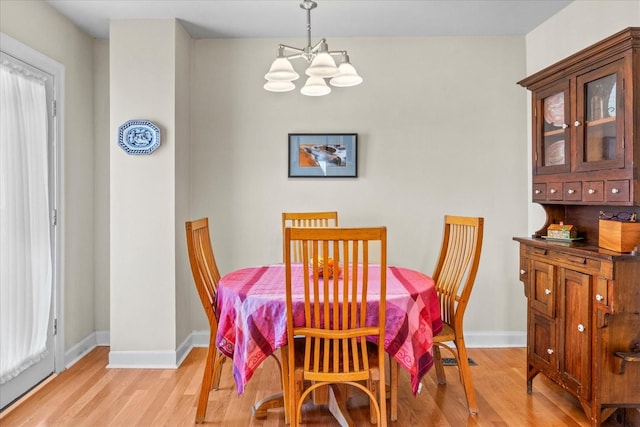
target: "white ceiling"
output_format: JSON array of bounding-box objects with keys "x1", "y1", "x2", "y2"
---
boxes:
[{"x1": 44, "y1": 0, "x2": 573, "y2": 40}]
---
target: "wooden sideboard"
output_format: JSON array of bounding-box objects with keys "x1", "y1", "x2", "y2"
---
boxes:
[{"x1": 514, "y1": 28, "x2": 640, "y2": 426}]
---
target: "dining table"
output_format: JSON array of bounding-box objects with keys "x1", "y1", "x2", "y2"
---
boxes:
[{"x1": 216, "y1": 262, "x2": 442, "y2": 424}]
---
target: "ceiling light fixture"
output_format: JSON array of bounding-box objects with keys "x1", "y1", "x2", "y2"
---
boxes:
[{"x1": 264, "y1": 0, "x2": 363, "y2": 96}]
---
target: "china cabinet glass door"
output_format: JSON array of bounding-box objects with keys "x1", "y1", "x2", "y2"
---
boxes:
[
  {"x1": 575, "y1": 60, "x2": 625, "y2": 171},
  {"x1": 534, "y1": 82, "x2": 571, "y2": 175}
]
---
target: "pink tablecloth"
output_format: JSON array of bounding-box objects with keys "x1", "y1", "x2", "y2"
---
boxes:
[{"x1": 216, "y1": 264, "x2": 442, "y2": 395}]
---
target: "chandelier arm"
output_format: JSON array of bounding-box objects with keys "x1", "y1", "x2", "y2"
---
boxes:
[
  {"x1": 279, "y1": 44, "x2": 306, "y2": 54},
  {"x1": 283, "y1": 52, "x2": 306, "y2": 61}
]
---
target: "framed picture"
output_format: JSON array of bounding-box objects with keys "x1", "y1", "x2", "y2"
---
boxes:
[{"x1": 288, "y1": 133, "x2": 358, "y2": 178}]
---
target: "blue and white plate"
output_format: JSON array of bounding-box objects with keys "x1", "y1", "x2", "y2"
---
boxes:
[{"x1": 118, "y1": 120, "x2": 161, "y2": 155}]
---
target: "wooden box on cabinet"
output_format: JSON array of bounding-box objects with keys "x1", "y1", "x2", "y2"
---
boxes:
[{"x1": 598, "y1": 219, "x2": 640, "y2": 252}]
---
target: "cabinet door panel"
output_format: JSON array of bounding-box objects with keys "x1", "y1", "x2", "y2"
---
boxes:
[
  {"x1": 529, "y1": 311, "x2": 557, "y2": 374},
  {"x1": 534, "y1": 82, "x2": 571, "y2": 175},
  {"x1": 560, "y1": 268, "x2": 592, "y2": 399},
  {"x1": 575, "y1": 60, "x2": 625, "y2": 172},
  {"x1": 530, "y1": 260, "x2": 556, "y2": 317}
]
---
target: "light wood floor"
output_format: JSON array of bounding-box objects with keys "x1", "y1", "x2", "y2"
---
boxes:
[{"x1": 1, "y1": 346, "x2": 637, "y2": 426}]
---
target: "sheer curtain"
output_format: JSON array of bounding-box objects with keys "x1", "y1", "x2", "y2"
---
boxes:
[{"x1": 0, "y1": 59, "x2": 52, "y2": 384}]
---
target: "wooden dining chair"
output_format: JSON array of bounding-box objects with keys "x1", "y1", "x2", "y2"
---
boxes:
[
  {"x1": 186, "y1": 218, "x2": 285, "y2": 423},
  {"x1": 431, "y1": 215, "x2": 484, "y2": 415},
  {"x1": 185, "y1": 218, "x2": 227, "y2": 423},
  {"x1": 283, "y1": 226, "x2": 388, "y2": 426},
  {"x1": 282, "y1": 211, "x2": 338, "y2": 262}
]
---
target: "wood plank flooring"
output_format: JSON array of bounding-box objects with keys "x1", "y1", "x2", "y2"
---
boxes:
[{"x1": 1, "y1": 346, "x2": 637, "y2": 426}]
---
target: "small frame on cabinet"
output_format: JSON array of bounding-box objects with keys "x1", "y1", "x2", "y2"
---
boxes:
[{"x1": 288, "y1": 133, "x2": 358, "y2": 178}]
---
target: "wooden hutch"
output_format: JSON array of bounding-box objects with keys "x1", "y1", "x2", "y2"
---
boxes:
[{"x1": 514, "y1": 28, "x2": 640, "y2": 426}]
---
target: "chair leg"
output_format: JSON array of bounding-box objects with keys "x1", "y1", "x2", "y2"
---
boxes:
[
  {"x1": 454, "y1": 338, "x2": 478, "y2": 415},
  {"x1": 368, "y1": 378, "x2": 377, "y2": 424},
  {"x1": 195, "y1": 344, "x2": 216, "y2": 423},
  {"x1": 212, "y1": 351, "x2": 225, "y2": 390},
  {"x1": 433, "y1": 345, "x2": 446, "y2": 385},
  {"x1": 280, "y1": 347, "x2": 291, "y2": 424},
  {"x1": 378, "y1": 376, "x2": 387, "y2": 427},
  {"x1": 389, "y1": 359, "x2": 398, "y2": 421},
  {"x1": 292, "y1": 371, "x2": 304, "y2": 426}
]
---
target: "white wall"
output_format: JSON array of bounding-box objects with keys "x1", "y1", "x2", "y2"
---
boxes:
[
  {"x1": 110, "y1": 20, "x2": 179, "y2": 356},
  {"x1": 523, "y1": 1, "x2": 640, "y2": 234},
  {"x1": 190, "y1": 36, "x2": 530, "y2": 341},
  {"x1": 174, "y1": 24, "x2": 193, "y2": 351},
  {"x1": 94, "y1": 39, "x2": 110, "y2": 332}
]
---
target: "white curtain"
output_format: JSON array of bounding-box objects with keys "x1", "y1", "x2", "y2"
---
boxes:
[{"x1": 0, "y1": 59, "x2": 52, "y2": 384}]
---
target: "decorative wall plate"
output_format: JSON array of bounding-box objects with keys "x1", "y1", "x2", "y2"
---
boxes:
[{"x1": 118, "y1": 120, "x2": 161, "y2": 155}]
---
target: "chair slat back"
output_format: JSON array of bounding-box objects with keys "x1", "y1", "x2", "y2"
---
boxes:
[
  {"x1": 285, "y1": 227, "x2": 386, "y2": 383},
  {"x1": 282, "y1": 211, "x2": 338, "y2": 262},
  {"x1": 186, "y1": 218, "x2": 221, "y2": 325},
  {"x1": 432, "y1": 216, "x2": 484, "y2": 328}
]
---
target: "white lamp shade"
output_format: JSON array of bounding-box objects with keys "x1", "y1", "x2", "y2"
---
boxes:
[
  {"x1": 264, "y1": 80, "x2": 296, "y2": 92},
  {"x1": 305, "y1": 52, "x2": 339, "y2": 78},
  {"x1": 330, "y1": 63, "x2": 363, "y2": 87},
  {"x1": 300, "y1": 76, "x2": 331, "y2": 96},
  {"x1": 265, "y1": 58, "x2": 299, "y2": 81}
]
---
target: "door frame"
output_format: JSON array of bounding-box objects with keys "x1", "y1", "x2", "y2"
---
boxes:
[{"x1": 0, "y1": 32, "x2": 65, "y2": 400}]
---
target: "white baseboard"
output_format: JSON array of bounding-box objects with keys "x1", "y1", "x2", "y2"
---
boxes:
[
  {"x1": 462, "y1": 331, "x2": 526, "y2": 348},
  {"x1": 64, "y1": 331, "x2": 103, "y2": 369},
  {"x1": 191, "y1": 330, "x2": 209, "y2": 347},
  {"x1": 64, "y1": 330, "x2": 525, "y2": 370}
]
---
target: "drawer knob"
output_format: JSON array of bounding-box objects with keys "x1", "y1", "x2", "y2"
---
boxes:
[
  {"x1": 611, "y1": 188, "x2": 620, "y2": 194},
  {"x1": 520, "y1": 269, "x2": 526, "y2": 275},
  {"x1": 577, "y1": 324, "x2": 585, "y2": 332},
  {"x1": 544, "y1": 288, "x2": 552, "y2": 295},
  {"x1": 550, "y1": 188, "x2": 557, "y2": 194},
  {"x1": 561, "y1": 123, "x2": 568, "y2": 129},
  {"x1": 534, "y1": 189, "x2": 542, "y2": 195},
  {"x1": 547, "y1": 348, "x2": 554, "y2": 355},
  {"x1": 596, "y1": 294, "x2": 604, "y2": 302},
  {"x1": 588, "y1": 188, "x2": 596, "y2": 194},
  {"x1": 574, "y1": 120, "x2": 581, "y2": 127},
  {"x1": 567, "y1": 189, "x2": 575, "y2": 194}
]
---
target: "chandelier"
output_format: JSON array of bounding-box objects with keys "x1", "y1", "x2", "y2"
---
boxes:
[{"x1": 263, "y1": 0, "x2": 363, "y2": 96}]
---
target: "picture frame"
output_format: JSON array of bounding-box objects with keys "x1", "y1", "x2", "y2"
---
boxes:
[{"x1": 288, "y1": 133, "x2": 358, "y2": 178}]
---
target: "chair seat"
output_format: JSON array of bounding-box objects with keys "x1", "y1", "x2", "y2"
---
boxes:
[{"x1": 433, "y1": 323, "x2": 455, "y2": 342}]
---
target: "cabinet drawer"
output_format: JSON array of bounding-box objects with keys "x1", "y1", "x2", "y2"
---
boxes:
[
  {"x1": 564, "y1": 181, "x2": 582, "y2": 201},
  {"x1": 525, "y1": 246, "x2": 602, "y2": 275},
  {"x1": 605, "y1": 180, "x2": 630, "y2": 202},
  {"x1": 533, "y1": 183, "x2": 546, "y2": 201},
  {"x1": 583, "y1": 181, "x2": 604, "y2": 202},
  {"x1": 547, "y1": 182, "x2": 563, "y2": 201}
]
